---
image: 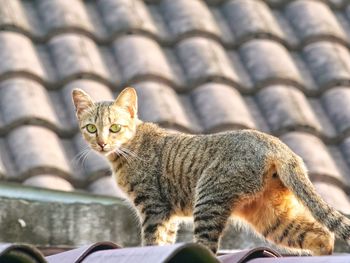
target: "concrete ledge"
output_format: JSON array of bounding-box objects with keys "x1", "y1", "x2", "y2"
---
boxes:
[
  {"x1": 0, "y1": 196, "x2": 139, "y2": 247},
  {"x1": 0, "y1": 182, "x2": 349, "y2": 254}
]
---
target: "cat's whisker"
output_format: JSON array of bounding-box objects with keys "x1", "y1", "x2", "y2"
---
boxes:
[
  {"x1": 115, "y1": 148, "x2": 131, "y2": 165},
  {"x1": 114, "y1": 148, "x2": 121, "y2": 157},
  {"x1": 119, "y1": 148, "x2": 135, "y2": 163},
  {"x1": 80, "y1": 149, "x2": 92, "y2": 170},
  {"x1": 120, "y1": 148, "x2": 137, "y2": 158},
  {"x1": 119, "y1": 147, "x2": 145, "y2": 162},
  {"x1": 72, "y1": 147, "x2": 89, "y2": 161},
  {"x1": 72, "y1": 147, "x2": 90, "y2": 168},
  {"x1": 122, "y1": 152, "x2": 133, "y2": 164}
]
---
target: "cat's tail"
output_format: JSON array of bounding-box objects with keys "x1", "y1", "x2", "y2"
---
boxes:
[{"x1": 274, "y1": 155, "x2": 350, "y2": 242}]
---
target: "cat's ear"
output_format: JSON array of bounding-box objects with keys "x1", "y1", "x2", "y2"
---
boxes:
[
  {"x1": 114, "y1": 87, "x2": 138, "y2": 118},
  {"x1": 72, "y1": 89, "x2": 94, "y2": 117}
]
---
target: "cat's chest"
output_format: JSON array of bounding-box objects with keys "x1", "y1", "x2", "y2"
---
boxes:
[
  {"x1": 112, "y1": 163, "x2": 141, "y2": 197},
  {"x1": 112, "y1": 165, "x2": 129, "y2": 188}
]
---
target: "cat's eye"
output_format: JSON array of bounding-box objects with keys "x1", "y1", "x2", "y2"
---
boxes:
[
  {"x1": 86, "y1": 124, "x2": 97, "y2": 133},
  {"x1": 110, "y1": 124, "x2": 122, "y2": 133}
]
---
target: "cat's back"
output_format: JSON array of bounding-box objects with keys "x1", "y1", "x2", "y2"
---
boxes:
[
  {"x1": 154, "y1": 125, "x2": 290, "y2": 181},
  {"x1": 161, "y1": 128, "x2": 284, "y2": 164},
  {"x1": 194, "y1": 129, "x2": 291, "y2": 173},
  {"x1": 204, "y1": 128, "x2": 282, "y2": 154}
]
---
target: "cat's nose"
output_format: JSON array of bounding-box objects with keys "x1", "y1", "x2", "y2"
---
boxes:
[{"x1": 98, "y1": 142, "x2": 107, "y2": 149}]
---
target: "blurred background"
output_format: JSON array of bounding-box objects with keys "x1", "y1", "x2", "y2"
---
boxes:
[{"x1": 0, "y1": 0, "x2": 350, "y2": 255}]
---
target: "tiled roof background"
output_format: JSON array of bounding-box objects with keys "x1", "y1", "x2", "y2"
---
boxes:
[{"x1": 1, "y1": 0, "x2": 350, "y2": 213}]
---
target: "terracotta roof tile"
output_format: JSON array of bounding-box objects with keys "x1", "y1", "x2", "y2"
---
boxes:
[
  {"x1": 97, "y1": 0, "x2": 162, "y2": 39},
  {"x1": 281, "y1": 132, "x2": 348, "y2": 187},
  {"x1": 0, "y1": 0, "x2": 37, "y2": 36},
  {"x1": 239, "y1": 39, "x2": 303, "y2": 88},
  {"x1": 48, "y1": 34, "x2": 113, "y2": 84},
  {"x1": 303, "y1": 41, "x2": 350, "y2": 90},
  {"x1": 191, "y1": 83, "x2": 255, "y2": 132},
  {"x1": 256, "y1": 85, "x2": 322, "y2": 135},
  {"x1": 0, "y1": 78, "x2": 60, "y2": 132},
  {"x1": 88, "y1": 176, "x2": 127, "y2": 199},
  {"x1": 134, "y1": 81, "x2": 198, "y2": 132},
  {"x1": 0, "y1": 141, "x2": 7, "y2": 178},
  {"x1": 7, "y1": 126, "x2": 71, "y2": 180},
  {"x1": 23, "y1": 174, "x2": 74, "y2": 192},
  {"x1": 329, "y1": 0, "x2": 347, "y2": 9},
  {"x1": 160, "y1": 0, "x2": 222, "y2": 41},
  {"x1": 222, "y1": 0, "x2": 286, "y2": 45},
  {"x1": 112, "y1": 35, "x2": 184, "y2": 88},
  {"x1": 340, "y1": 137, "x2": 350, "y2": 169},
  {"x1": 0, "y1": 32, "x2": 47, "y2": 81},
  {"x1": 177, "y1": 37, "x2": 250, "y2": 89},
  {"x1": 0, "y1": 139, "x2": 15, "y2": 178},
  {"x1": 36, "y1": 0, "x2": 95, "y2": 37},
  {"x1": 4, "y1": 241, "x2": 350, "y2": 263},
  {"x1": 314, "y1": 181, "x2": 350, "y2": 214},
  {"x1": 285, "y1": 0, "x2": 347, "y2": 45},
  {"x1": 322, "y1": 87, "x2": 350, "y2": 137}
]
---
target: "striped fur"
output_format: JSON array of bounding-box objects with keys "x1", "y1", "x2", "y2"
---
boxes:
[{"x1": 72, "y1": 87, "x2": 350, "y2": 256}]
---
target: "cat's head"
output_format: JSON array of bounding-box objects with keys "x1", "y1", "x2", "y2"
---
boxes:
[{"x1": 72, "y1": 87, "x2": 138, "y2": 155}]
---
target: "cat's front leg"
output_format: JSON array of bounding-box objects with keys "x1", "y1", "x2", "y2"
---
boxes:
[
  {"x1": 165, "y1": 219, "x2": 178, "y2": 244},
  {"x1": 140, "y1": 204, "x2": 176, "y2": 246},
  {"x1": 193, "y1": 169, "x2": 237, "y2": 254}
]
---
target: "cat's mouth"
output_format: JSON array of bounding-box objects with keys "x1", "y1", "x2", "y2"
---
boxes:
[
  {"x1": 98, "y1": 148, "x2": 111, "y2": 154},
  {"x1": 92, "y1": 143, "x2": 118, "y2": 155},
  {"x1": 93, "y1": 145, "x2": 112, "y2": 154}
]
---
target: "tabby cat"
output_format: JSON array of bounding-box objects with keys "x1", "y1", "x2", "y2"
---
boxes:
[{"x1": 72, "y1": 87, "x2": 350, "y2": 255}]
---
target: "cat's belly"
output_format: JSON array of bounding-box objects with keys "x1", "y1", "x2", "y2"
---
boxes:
[
  {"x1": 172, "y1": 215, "x2": 193, "y2": 223},
  {"x1": 173, "y1": 204, "x2": 193, "y2": 217}
]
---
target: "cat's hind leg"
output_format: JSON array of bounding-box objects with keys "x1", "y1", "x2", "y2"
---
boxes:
[{"x1": 234, "y1": 173, "x2": 334, "y2": 255}]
